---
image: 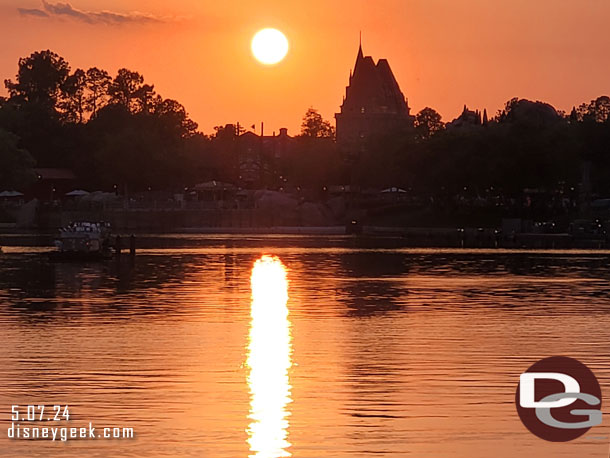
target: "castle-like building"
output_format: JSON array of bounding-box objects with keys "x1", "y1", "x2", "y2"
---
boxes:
[{"x1": 335, "y1": 42, "x2": 414, "y2": 157}]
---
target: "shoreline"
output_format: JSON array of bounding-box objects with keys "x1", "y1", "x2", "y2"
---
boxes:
[{"x1": 0, "y1": 226, "x2": 608, "y2": 250}]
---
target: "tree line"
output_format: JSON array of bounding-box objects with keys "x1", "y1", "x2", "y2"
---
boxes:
[
  {"x1": 355, "y1": 97, "x2": 610, "y2": 200},
  {"x1": 0, "y1": 50, "x2": 204, "y2": 191},
  {"x1": 0, "y1": 50, "x2": 341, "y2": 193},
  {"x1": 1, "y1": 49, "x2": 610, "y2": 202}
]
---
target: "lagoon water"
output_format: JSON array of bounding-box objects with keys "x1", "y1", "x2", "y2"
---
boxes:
[{"x1": 1, "y1": 235, "x2": 610, "y2": 457}]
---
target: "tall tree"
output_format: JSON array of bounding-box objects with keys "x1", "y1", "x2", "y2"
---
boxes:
[
  {"x1": 496, "y1": 98, "x2": 560, "y2": 126},
  {"x1": 85, "y1": 67, "x2": 111, "y2": 118},
  {"x1": 2, "y1": 51, "x2": 74, "y2": 166},
  {"x1": 300, "y1": 108, "x2": 335, "y2": 139},
  {"x1": 152, "y1": 97, "x2": 198, "y2": 138},
  {"x1": 108, "y1": 69, "x2": 145, "y2": 113},
  {"x1": 4, "y1": 50, "x2": 70, "y2": 113},
  {"x1": 414, "y1": 107, "x2": 444, "y2": 139},
  {"x1": 59, "y1": 68, "x2": 87, "y2": 123},
  {"x1": 577, "y1": 96, "x2": 610, "y2": 123},
  {"x1": 135, "y1": 84, "x2": 156, "y2": 114}
]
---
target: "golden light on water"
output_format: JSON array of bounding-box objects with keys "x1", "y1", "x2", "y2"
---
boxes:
[{"x1": 247, "y1": 255, "x2": 292, "y2": 458}]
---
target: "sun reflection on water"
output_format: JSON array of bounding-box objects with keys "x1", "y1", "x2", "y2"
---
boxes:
[{"x1": 247, "y1": 255, "x2": 292, "y2": 458}]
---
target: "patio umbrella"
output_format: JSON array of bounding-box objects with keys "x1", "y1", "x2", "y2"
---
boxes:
[
  {"x1": 65, "y1": 189, "x2": 90, "y2": 197},
  {"x1": 0, "y1": 190, "x2": 24, "y2": 197}
]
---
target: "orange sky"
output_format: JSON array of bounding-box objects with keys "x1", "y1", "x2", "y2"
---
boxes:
[{"x1": 1, "y1": 0, "x2": 609, "y2": 135}]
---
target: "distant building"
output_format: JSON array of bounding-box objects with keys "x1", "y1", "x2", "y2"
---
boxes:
[
  {"x1": 238, "y1": 127, "x2": 295, "y2": 188},
  {"x1": 447, "y1": 105, "x2": 486, "y2": 129},
  {"x1": 335, "y1": 41, "x2": 414, "y2": 158}
]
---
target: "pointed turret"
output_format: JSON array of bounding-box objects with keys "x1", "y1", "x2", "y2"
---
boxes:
[
  {"x1": 354, "y1": 37, "x2": 364, "y2": 72},
  {"x1": 336, "y1": 39, "x2": 414, "y2": 154}
]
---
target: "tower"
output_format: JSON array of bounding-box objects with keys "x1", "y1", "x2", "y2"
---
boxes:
[{"x1": 335, "y1": 41, "x2": 413, "y2": 158}]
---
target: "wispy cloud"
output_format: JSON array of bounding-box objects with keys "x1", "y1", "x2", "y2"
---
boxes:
[
  {"x1": 18, "y1": 0, "x2": 174, "y2": 25},
  {"x1": 17, "y1": 7, "x2": 49, "y2": 18}
]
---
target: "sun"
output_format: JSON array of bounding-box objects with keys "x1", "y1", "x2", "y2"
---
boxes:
[{"x1": 251, "y1": 28, "x2": 289, "y2": 65}]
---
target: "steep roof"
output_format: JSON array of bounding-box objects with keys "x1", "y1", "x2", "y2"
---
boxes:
[{"x1": 340, "y1": 45, "x2": 409, "y2": 115}]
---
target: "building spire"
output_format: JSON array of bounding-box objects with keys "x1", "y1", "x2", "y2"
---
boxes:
[{"x1": 353, "y1": 31, "x2": 364, "y2": 72}]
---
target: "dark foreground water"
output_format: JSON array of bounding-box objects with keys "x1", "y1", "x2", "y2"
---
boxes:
[{"x1": 2, "y1": 235, "x2": 610, "y2": 457}]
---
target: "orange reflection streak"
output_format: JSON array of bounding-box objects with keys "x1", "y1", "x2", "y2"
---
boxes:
[{"x1": 247, "y1": 255, "x2": 292, "y2": 458}]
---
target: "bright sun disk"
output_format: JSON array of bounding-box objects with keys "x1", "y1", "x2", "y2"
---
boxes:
[{"x1": 251, "y1": 28, "x2": 289, "y2": 65}]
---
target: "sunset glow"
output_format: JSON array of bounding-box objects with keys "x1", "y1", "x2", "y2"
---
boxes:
[
  {"x1": 5, "y1": 1, "x2": 610, "y2": 456},
  {"x1": 3, "y1": 1, "x2": 610, "y2": 133}
]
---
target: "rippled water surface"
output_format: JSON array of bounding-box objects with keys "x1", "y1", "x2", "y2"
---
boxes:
[{"x1": 2, "y1": 235, "x2": 610, "y2": 457}]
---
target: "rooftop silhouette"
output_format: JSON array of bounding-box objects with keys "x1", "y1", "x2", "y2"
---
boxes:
[{"x1": 336, "y1": 41, "x2": 413, "y2": 155}]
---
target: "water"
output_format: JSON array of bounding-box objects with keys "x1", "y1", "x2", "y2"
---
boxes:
[{"x1": 1, "y1": 235, "x2": 610, "y2": 457}]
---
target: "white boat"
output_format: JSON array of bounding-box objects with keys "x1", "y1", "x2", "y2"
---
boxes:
[{"x1": 50, "y1": 221, "x2": 113, "y2": 261}]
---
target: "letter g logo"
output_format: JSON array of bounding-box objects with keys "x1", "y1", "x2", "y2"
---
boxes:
[{"x1": 535, "y1": 392, "x2": 602, "y2": 430}]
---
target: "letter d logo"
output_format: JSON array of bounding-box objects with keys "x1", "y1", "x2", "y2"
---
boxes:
[{"x1": 519, "y1": 372, "x2": 580, "y2": 408}]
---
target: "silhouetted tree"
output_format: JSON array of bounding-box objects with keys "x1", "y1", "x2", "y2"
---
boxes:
[
  {"x1": 414, "y1": 107, "x2": 444, "y2": 139},
  {"x1": 135, "y1": 84, "x2": 156, "y2": 114},
  {"x1": 0, "y1": 50, "x2": 213, "y2": 192},
  {"x1": 1, "y1": 50, "x2": 75, "y2": 166},
  {"x1": 576, "y1": 96, "x2": 610, "y2": 123},
  {"x1": 152, "y1": 97, "x2": 198, "y2": 138},
  {"x1": 85, "y1": 67, "x2": 111, "y2": 118},
  {"x1": 59, "y1": 68, "x2": 87, "y2": 123},
  {"x1": 108, "y1": 69, "x2": 145, "y2": 113},
  {"x1": 5, "y1": 48, "x2": 610, "y2": 208},
  {"x1": 496, "y1": 98, "x2": 560, "y2": 126},
  {"x1": 4, "y1": 50, "x2": 70, "y2": 113},
  {"x1": 300, "y1": 108, "x2": 335, "y2": 139}
]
